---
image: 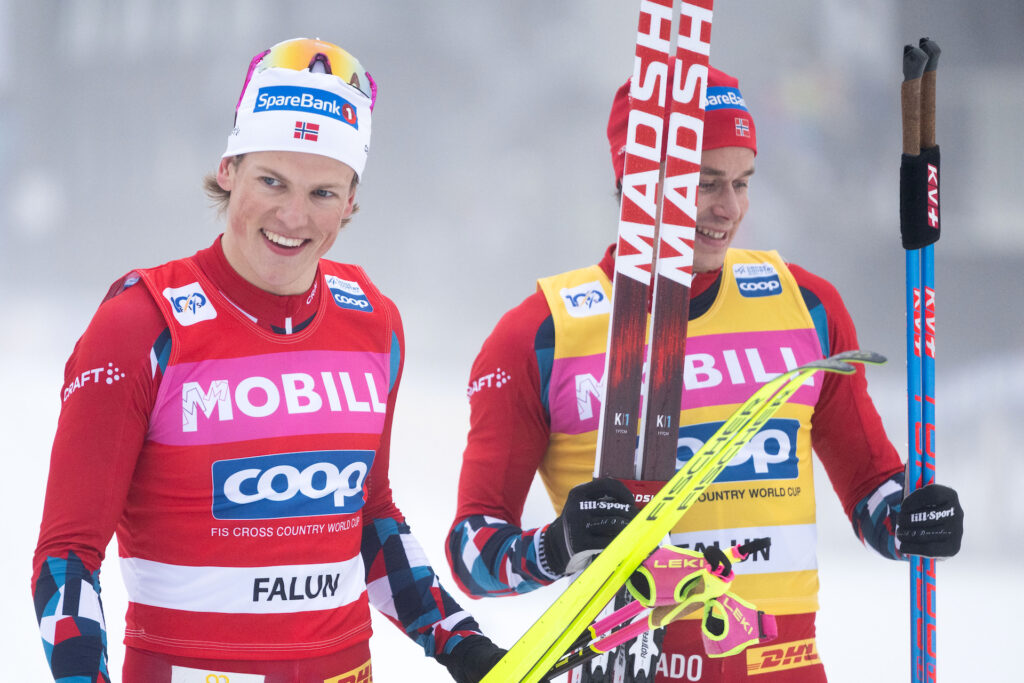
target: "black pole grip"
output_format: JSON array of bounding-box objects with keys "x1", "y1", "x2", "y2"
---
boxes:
[{"x1": 899, "y1": 145, "x2": 940, "y2": 250}]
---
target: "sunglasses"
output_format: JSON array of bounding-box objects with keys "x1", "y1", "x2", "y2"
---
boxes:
[{"x1": 237, "y1": 37, "x2": 377, "y2": 112}]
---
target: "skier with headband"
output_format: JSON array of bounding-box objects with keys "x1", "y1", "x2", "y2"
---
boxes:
[{"x1": 33, "y1": 37, "x2": 504, "y2": 683}]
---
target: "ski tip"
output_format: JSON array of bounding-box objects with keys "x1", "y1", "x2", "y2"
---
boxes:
[
  {"x1": 902, "y1": 45, "x2": 927, "y2": 81},
  {"x1": 802, "y1": 358, "x2": 857, "y2": 375},
  {"x1": 830, "y1": 349, "x2": 888, "y2": 366},
  {"x1": 919, "y1": 37, "x2": 941, "y2": 71}
]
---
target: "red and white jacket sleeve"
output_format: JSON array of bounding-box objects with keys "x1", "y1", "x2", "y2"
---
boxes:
[{"x1": 32, "y1": 279, "x2": 164, "y2": 682}]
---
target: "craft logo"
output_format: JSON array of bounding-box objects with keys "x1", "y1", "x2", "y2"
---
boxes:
[
  {"x1": 733, "y1": 263, "x2": 782, "y2": 298},
  {"x1": 254, "y1": 85, "x2": 358, "y2": 128},
  {"x1": 560, "y1": 280, "x2": 611, "y2": 317},
  {"x1": 325, "y1": 275, "x2": 373, "y2": 312},
  {"x1": 163, "y1": 283, "x2": 217, "y2": 326},
  {"x1": 677, "y1": 418, "x2": 800, "y2": 482},
  {"x1": 293, "y1": 120, "x2": 320, "y2": 141},
  {"x1": 467, "y1": 368, "x2": 511, "y2": 398},
  {"x1": 746, "y1": 638, "x2": 819, "y2": 676},
  {"x1": 212, "y1": 450, "x2": 372, "y2": 520},
  {"x1": 63, "y1": 362, "x2": 128, "y2": 402}
]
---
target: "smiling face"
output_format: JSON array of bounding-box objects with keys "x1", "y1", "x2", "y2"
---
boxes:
[
  {"x1": 694, "y1": 146, "x2": 756, "y2": 273},
  {"x1": 217, "y1": 151, "x2": 357, "y2": 295}
]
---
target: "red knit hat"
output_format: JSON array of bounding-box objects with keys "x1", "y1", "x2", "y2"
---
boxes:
[{"x1": 607, "y1": 65, "x2": 756, "y2": 185}]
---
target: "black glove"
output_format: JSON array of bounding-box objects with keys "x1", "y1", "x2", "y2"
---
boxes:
[
  {"x1": 896, "y1": 484, "x2": 963, "y2": 558},
  {"x1": 439, "y1": 634, "x2": 506, "y2": 683},
  {"x1": 542, "y1": 477, "x2": 637, "y2": 576}
]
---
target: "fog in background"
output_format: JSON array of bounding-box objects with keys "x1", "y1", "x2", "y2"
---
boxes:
[{"x1": 2, "y1": 1, "x2": 1021, "y2": 680}]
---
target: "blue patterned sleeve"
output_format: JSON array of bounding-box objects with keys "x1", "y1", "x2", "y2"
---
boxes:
[
  {"x1": 361, "y1": 517, "x2": 487, "y2": 659},
  {"x1": 447, "y1": 515, "x2": 559, "y2": 598},
  {"x1": 851, "y1": 471, "x2": 908, "y2": 561},
  {"x1": 33, "y1": 551, "x2": 111, "y2": 683}
]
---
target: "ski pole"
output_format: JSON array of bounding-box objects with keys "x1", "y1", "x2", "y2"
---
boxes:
[{"x1": 899, "y1": 37, "x2": 941, "y2": 683}]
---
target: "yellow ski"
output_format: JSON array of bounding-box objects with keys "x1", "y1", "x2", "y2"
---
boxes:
[{"x1": 482, "y1": 351, "x2": 885, "y2": 683}]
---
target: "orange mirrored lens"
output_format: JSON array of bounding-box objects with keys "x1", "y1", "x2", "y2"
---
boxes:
[{"x1": 261, "y1": 38, "x2": 371, "y2": 99}]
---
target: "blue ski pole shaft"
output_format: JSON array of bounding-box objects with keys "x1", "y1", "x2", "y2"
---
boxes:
[
  {"x1": 918, "y1": 242, "x2": 938, "y2": 680},
  {"x1": 901, "y1": 37, "x2": 941, "y2": 683},
  {"x1": 904, "y1": 247, "x2": 924, "y2": 680},
  {"x1": 906, "y1": 246, "x2": 937, "y2": 682}
]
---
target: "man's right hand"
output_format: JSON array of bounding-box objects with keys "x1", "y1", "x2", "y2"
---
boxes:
[{"x1": 541, "y1": 477, "x2": 637, "y2": 576}]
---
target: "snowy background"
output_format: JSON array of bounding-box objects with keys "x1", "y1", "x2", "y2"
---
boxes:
[{"x1": 2, "y1": 1, "x2": 1022, "y2": 680}]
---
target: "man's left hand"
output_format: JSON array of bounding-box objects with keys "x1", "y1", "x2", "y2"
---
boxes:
[
  {"x1": 896, "y1": 483, "x2": 964, "y2": 558},
  {"x1": 441, "y1": 635, "x2": 507, "y2": 683}
]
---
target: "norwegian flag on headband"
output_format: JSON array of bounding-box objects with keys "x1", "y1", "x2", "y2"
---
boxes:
[
  {"x1": 734, "y1": 117, "x2": 751, "y2": 138},
  {"x1": 294, "y1": 121, "x2": 320, "y2": 141}
]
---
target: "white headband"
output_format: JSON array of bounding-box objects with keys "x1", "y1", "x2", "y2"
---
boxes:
[{"x1": 223, "y1": 66, "x2": 372, "y2": 178}]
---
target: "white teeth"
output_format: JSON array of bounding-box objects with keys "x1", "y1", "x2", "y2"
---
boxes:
[
  {"x1": 262, "y1": 229, "x2": 304, "y2": 248},
  {"x1": 697, "y1": 226, "x2": 727, "y2": 240}
]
